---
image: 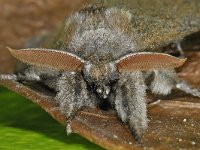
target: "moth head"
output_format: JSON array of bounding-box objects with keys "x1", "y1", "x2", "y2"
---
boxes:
[{"x1": 83, "y1": 61, "x2": 119, "y2": 99}]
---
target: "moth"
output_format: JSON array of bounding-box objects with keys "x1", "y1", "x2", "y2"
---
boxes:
[{"x1": 3, "y1": 1, "x2": 200, "y2": 141}]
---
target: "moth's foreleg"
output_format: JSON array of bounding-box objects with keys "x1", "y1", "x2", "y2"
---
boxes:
[
  {"x1": 176, "y1": 81, "x2": 200, "y2": 98},
  {"x1": 115, "y1": 83, "x2": 129, "y2": 123},
  {"x1": 115, "y1": 72, "x2": 147, "y2": 141},
  {"x1": 16, "y1": 66, "x2": 60, "y2": 82},
  {"x1": 150, "y1": 69, "x2": 176, "y2": 95},
  {"x1": 17, "y1": 66, "x2": 42, "y2": 81},
  {"x1": 149, "y1": 69, "x2": 200, "y2": 98},
  {"x1": 0, "y1": 74, "x2": 17, "y2": 80},
  {"x1": 55, "y1": 72, "x2": 99, "y2": 134}
]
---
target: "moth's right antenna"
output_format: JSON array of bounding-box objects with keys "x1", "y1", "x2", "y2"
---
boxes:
[{"x1": 116, "y1": 52, "x2": 187, "y2": 72}]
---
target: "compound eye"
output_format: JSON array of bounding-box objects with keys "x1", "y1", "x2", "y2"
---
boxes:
[
  {"x1": 105, "y1": 88, "x2": 110, "y2": 95},
  {"x1": 97, "y1": 88, "x2": 102, "y2": 94}
]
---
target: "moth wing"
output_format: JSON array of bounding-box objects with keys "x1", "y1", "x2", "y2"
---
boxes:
[
  {"x1": 103, "y1": 0, "x2": 200, "y2": 50},
  {"x1": 8, "y1": 47, "x2": 85, "y2": 71},
  {"x1": 116, "y1": 52, "x2": 186, "y2": 72}
]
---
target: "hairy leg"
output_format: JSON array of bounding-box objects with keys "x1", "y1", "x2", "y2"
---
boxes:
[
  {"x1": 115, "y1": 71, "x2": 147, "y2": 141},
  {"x1": 176, "y1": 81, "x2": 200, "y2": 97},
  {"x1": 149, "y1": 69, "x2": 200, "y2": 98},
  {"x1": 55, "y1": 71, "x2": 100, "y2": 134},
  {"x1": 15, "y1": 67, "x2": 100, "y2": 134},
  {"x1": 0, "y1": 74, "x2": 17, "y2": 80},
  {"x1": 150, "y1": 69, "x2": 176, "y2": 95}
]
